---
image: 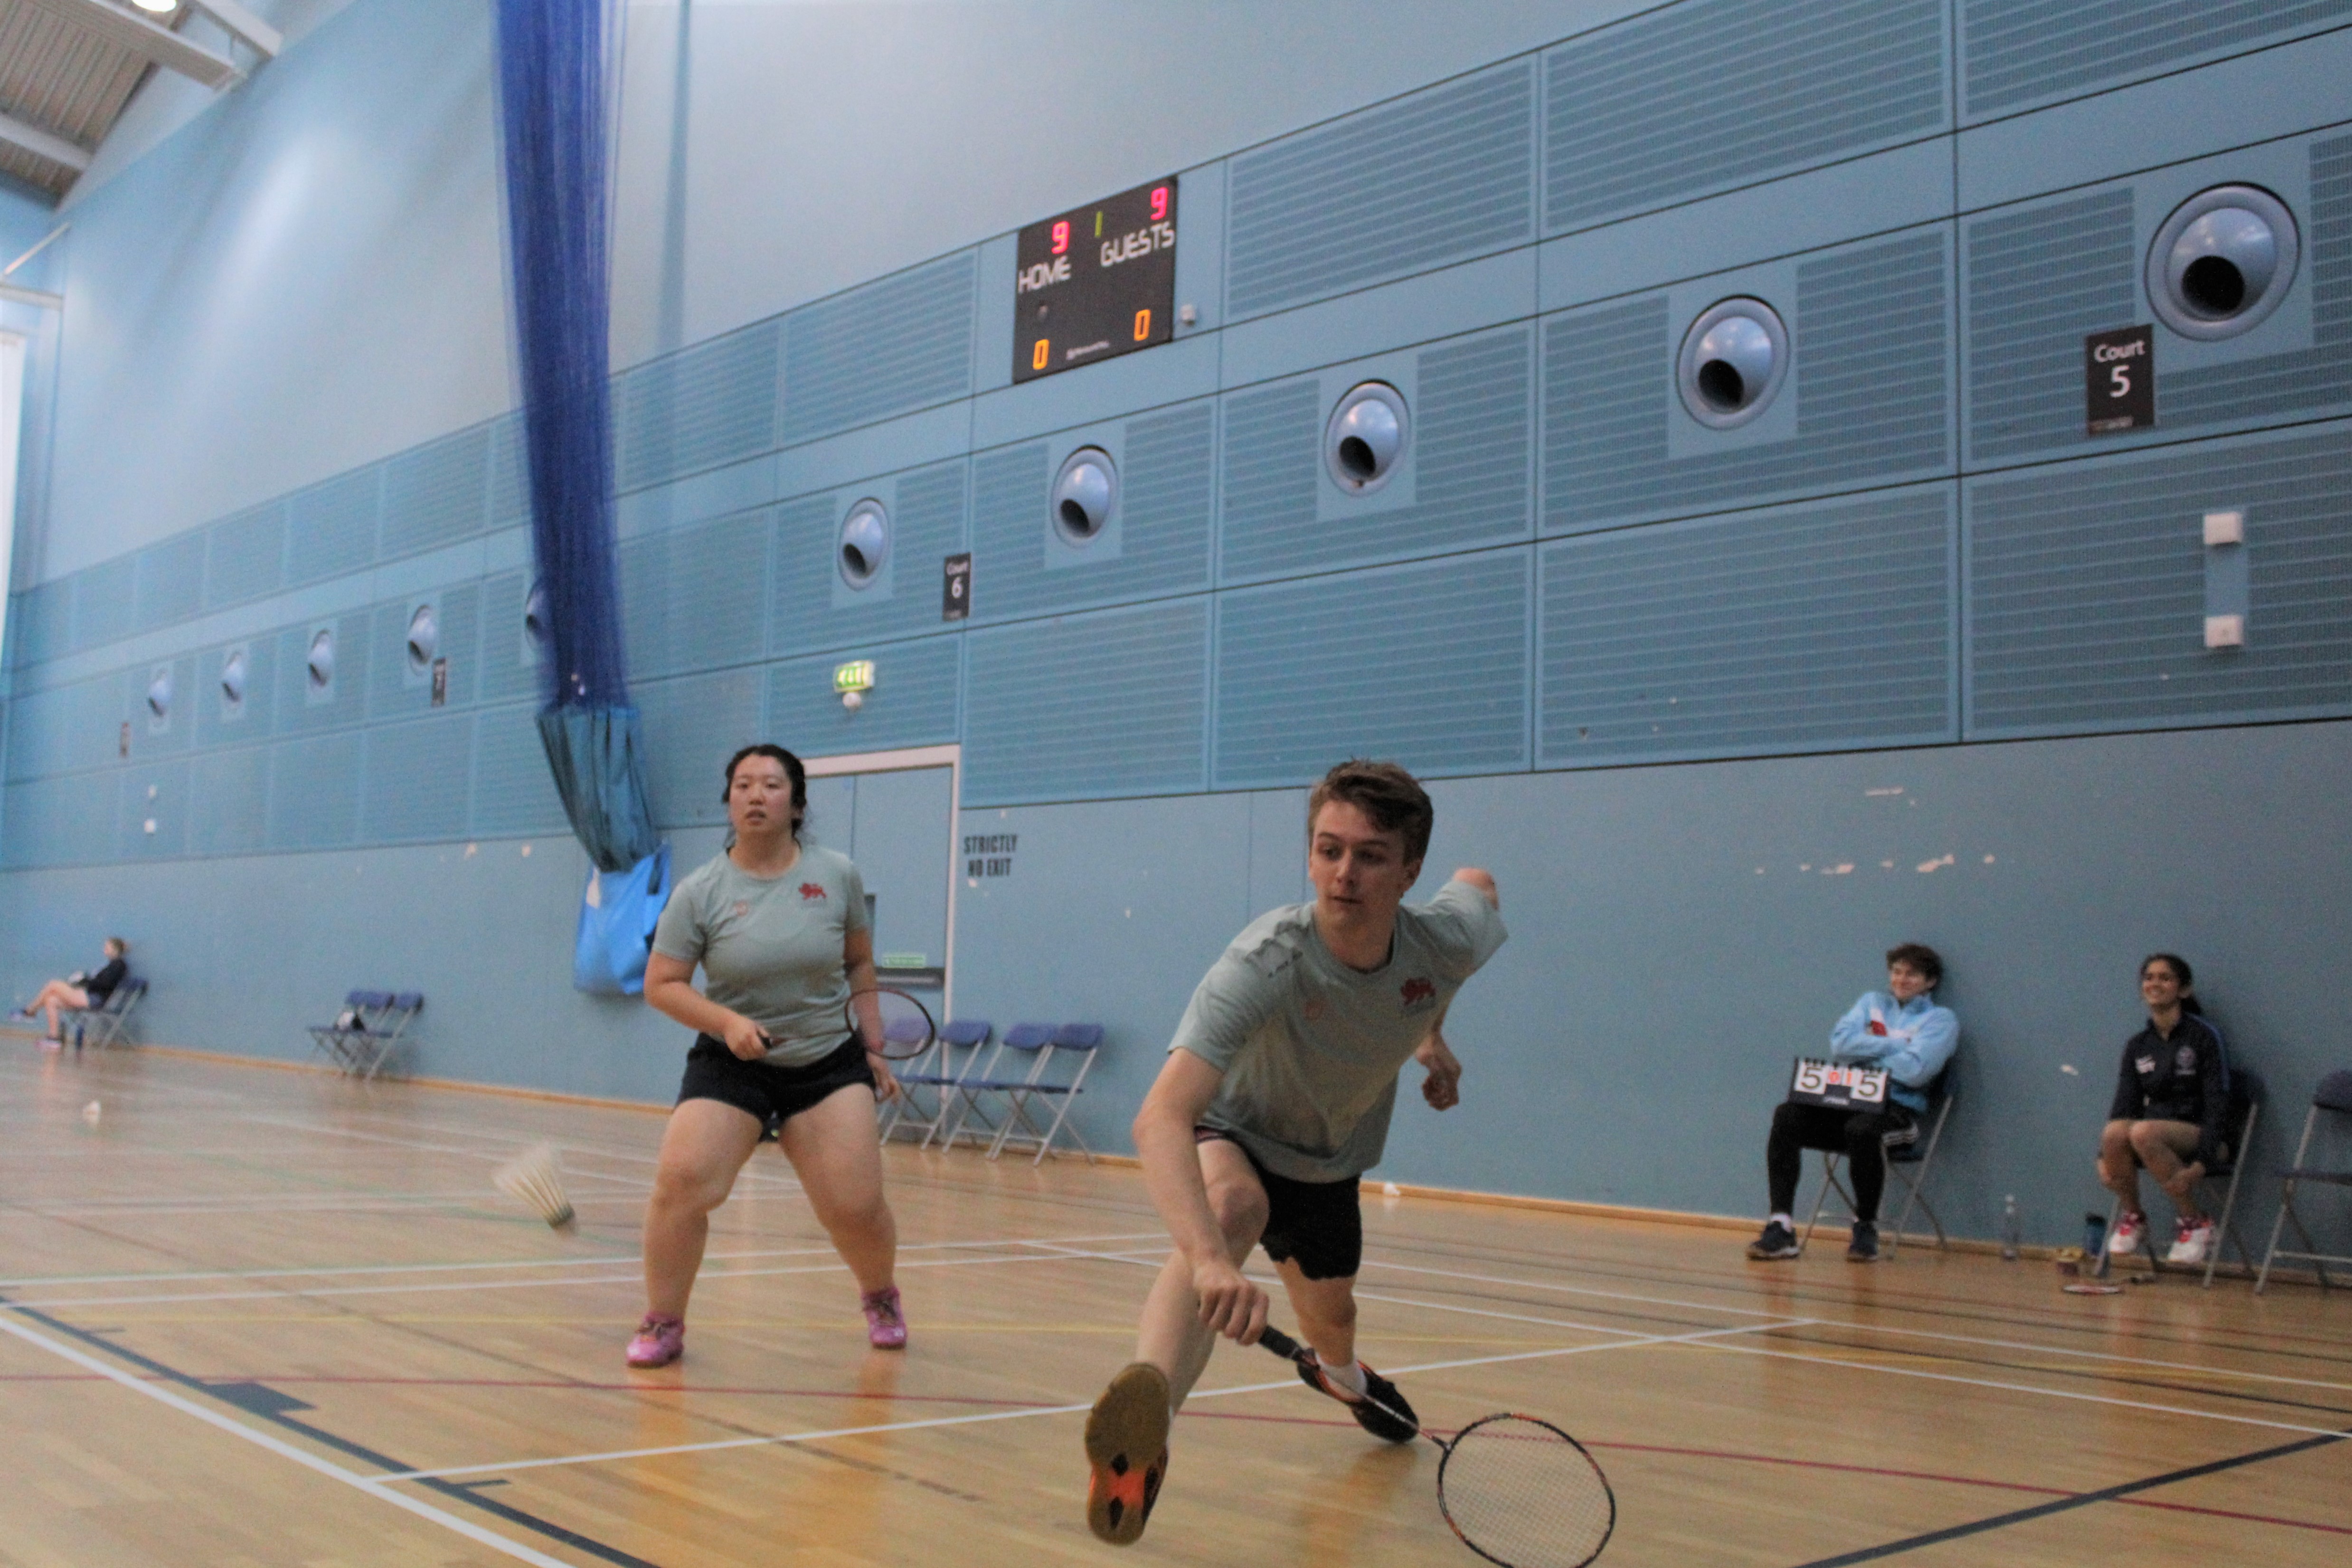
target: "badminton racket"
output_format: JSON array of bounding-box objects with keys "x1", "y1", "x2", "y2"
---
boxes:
[
  {"x1": 1256, "y1": 1325, "x2": 1615, "y2": 1568},
  {"x1": 492, "y1": 1142, "x2": 576, "y2": 1230},
  {"x1": 845, "y1": 986, "x2": 936, "y2": 1061}
]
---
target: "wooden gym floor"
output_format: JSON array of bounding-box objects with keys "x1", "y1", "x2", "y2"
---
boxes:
[{"x1": 0, "y1": 1042, "x2": 2345, "y2": 1567}]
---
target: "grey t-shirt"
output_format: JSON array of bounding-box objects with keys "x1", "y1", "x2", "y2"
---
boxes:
[
  {"x1": 652, "y1": 845, "x2": 869, "y2": 1067},
  {"x1": 1171, "y1": 879, "x2": 1508, "y2": 1182}
]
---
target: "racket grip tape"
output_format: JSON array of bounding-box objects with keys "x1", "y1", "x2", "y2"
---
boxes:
[{"x1": 1255, "y1": 1325, "x2": 1307, "y2": 1362}]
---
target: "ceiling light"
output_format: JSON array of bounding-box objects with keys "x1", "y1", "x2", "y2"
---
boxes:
[{"x1": 131, "y1": 0, "x2": 179, "y2": 14}]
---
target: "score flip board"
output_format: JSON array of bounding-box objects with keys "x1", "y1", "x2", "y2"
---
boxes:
[
  {"x1": 1013, "y1": 176, "x2": 1177, "y2": 383},
  {"x1": 1787, "y1": 1057, "x2": 1890, "y2": 1110}
]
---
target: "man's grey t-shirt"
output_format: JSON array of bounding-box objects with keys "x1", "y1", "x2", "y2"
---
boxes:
[
  {"x1": 1172, "y1": 879, "x2": 1507, "y2": 1183},
  {"x1": 652, "y1": 845, "x2": 869, "y2": 1067}
]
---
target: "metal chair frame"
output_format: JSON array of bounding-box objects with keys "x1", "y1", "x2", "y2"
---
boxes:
[
  {"x1": 62, "y1": 979, "x2": 146, "y2": 1049},
  {"x1": 983, "y1": 1023, "x2": 1101, "y2": 1165},
  {"x1": 2256, "y1": 1069, "x2": 2352, "y2": 1295},
  {"x1": 1799, "y1": 1077, "x2": 1955, "y2": 1259},
  {"x1": 882, "y1": 1018, "x2": 994, "y2": 1148},
  {"x1": 308, "y1": 990, "x2": 421, "y2": 1079},
  {"x1": 2096, "y1": 1074, "x2": 2261, "y2": 1289}
]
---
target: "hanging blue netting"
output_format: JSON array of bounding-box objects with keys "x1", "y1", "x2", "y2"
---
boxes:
[{"x1": 493, "y1": 0, "x2": 658, "y2": 873}]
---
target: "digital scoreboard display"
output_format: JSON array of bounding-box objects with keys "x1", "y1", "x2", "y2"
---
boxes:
[{"x1": 1012, "y1": 176, "x2": 1177, "y2": 383}]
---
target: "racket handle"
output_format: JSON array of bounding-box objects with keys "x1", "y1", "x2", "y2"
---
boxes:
[{"x1": 1256, "y1": 1325, "x2": 1307, "y2": 1362}]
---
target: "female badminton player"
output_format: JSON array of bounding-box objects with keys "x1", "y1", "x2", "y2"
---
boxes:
[
  {"x1": 15, "y1": 936, "x2": 129, "y2": 1049},
  {"x1": 628, "y1": 742, "x2": 907, "y2": 1368}
]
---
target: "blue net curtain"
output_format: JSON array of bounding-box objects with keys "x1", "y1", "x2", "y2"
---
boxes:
[{"x1": 494, "y1": 0, "x2": 659, "y2": 873}]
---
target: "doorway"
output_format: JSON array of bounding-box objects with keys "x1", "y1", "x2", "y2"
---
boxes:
[{"x1": 800, "y1": 744, "x2": 959, "y2": 1014}]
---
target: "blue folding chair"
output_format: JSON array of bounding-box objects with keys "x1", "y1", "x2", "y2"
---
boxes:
[
  {"x1": 65, "y1": 978, "x2": 146, "y2": 1049},
  {"x1": 983, "y1": 1022, "x2": 1104, "y2": 1165},
  {"x1": 881, "y1": 1017, "x2": 992, "y2": 1147}
]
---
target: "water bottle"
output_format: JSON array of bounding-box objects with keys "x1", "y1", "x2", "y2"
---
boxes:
[
  {"x1": 2001, "y1": 1194, "x2": 2021, "y2": 1260},
  {"x1": 2084, "y1": 1211, "x2": 2108, "y2": 1256}
]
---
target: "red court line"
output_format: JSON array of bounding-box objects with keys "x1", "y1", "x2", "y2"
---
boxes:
[{"x1": 2113, "y1": 1497, "x2": 2352, "y2": 1536}]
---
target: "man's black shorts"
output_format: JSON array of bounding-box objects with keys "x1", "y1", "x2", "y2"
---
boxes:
[
  {"x1": 1195, "y1": 1127, "x2": 1362, "y2": 1281},
  {"x1": 679, "y1": 1033, "x2": 874, "y2": 1134}
]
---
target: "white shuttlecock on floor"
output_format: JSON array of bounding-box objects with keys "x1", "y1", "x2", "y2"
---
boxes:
[
  {"x1": 81, "y1": 1101, "x2": 101, "y2": 1127},
  {"x1": 493, "y1": 1142, "x2": 575, "y2": 1230}
]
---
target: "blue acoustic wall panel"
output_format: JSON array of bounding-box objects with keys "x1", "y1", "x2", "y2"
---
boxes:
[
  {"x1": 286, "y1": 468, "x2": 382, "y2": 587},
  {"x1": 72, "y1": 555, "x2": 136, "y2": 651},
  {"x1": 1540, "y1": 485, "x2": 1955, "y2": 768},
  {"x1": 1960, "y1": 0, "x2": 2352, "y2": 123},
  {"x1": 963, "y1": 599, "x2": 1208, "y2": 806},
  {"x1": 265, "y1": 731, "x2": 362, "y2": 851},
  {"x1": 488, "y1": 414, "x2": 531, "y2": 527},
  {"x1": 475, "y1": 570, "x2": 539, "y2": 704},
  {"x1": 969, "y1": 401, "x2": 1214, "y2": 623},
  {"x1": 1968, "y1": 424, "x2": 2352, "y2": 738},
  {"x1": 636, "y1": 666, "x2": 765, "y2": 829},
  {"x1": 1220, "y1": 327, "x2": 1531, "y2": 584},
  {"x1": 1544, "y1": 227, "x2": 1952, "y2": 534},
  {"x1": 134, "y1": 531, "x2": 207, "y2": 632},
  {"x1": 781, "y1": 254, "x2": 976, "y2": 446},
  {"x1": 616, "y1": 320, "x2": 781, "y2": 494},
  {"x1": 118, "y1": 759, "x2": 189, "y2": 861},
  {"x1": 381, "y1": 424, "x2": 490, "y2": 559},
  {"x1": 1215, "y1": 549, "x2": 1530, "y2": 789},
  {"x1": 2, "y1": 772, "x2": 116, "y2": 868},
  {"x1": 5, "y1": 672, "x2": 120, "y2": 781},
  {"x1": 197, "y1": 637, "x2": 278, "y2": 749},
  {"x1": 13, "y1": 578, "x2": 73, "y2": 667},
  {"x1": 1964, "y1": 132, "x2": 2352, "y2": 468},
  {"x1": 275, "y1": 614, "x2": 370, "y2": 734},
  {"x1": 1226, "y1": 62, "x2": 1533, "y2": 321},
  {"x1": 433, "y1": 582, "x2": 481, "y2": 710},
  {"x1": 765, "y1": 635, "x2": 961, "y2": 759},
  {"x1": 1545, "y1": 0, "x2": 1947, "y2": 236},
  {"x1": 188, "y1": 744, "x2": 271, "y2": 857},
  {"x1": 203, "y1": 500, "x2": 288, "y2": 611},
  {"x1": 132, "y1": 653, "x2": 195, "y2": 759},
  {"x1": 362, "y1": 712, "x2": 474, "y2": 843},
  {"x1": 770, "y1": 462, "x2": 967, "y2": 656},
  {"x1": 469, "y1": 702, "x2": 569, "y2": 836},
  {"x1": 618, "y1": 509, "x2": 771, "y2": 682}
]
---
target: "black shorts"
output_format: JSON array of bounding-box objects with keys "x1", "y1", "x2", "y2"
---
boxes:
[
  {"x1": 1195, "y1": 1127, "x2": 1363, "y2": 1281},
  {"x1": 679, "y1": 1034, "x2": 874, "y2": 1134}
]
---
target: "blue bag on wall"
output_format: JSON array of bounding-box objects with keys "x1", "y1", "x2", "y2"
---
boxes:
[{"x1": 573, "y1": 841, "x2": 671, "y2": 995}]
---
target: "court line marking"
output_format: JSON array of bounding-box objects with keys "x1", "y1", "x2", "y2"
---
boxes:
[
  {"x1": 1354, "y1": 1253, "x2": 2352, "y2": 1393},
  {"x1": 0, "y1": 1314, "x2": 579, "y2": 1568},
  {"x1": 379, "y1": 1319, "x2": 1793, "y2": 1481},
  {"x1": 0, "y1": 1230, "x2": 1168, "y2": 1291}
]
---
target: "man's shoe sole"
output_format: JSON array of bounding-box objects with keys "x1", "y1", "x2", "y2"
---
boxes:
[
  {"x1": 1746, "y1": 1243, "x2": 1801, "y2": 1260},
  {"x1": 1085, "y1": 1362, "x2": 1170, "y2": 1546}
]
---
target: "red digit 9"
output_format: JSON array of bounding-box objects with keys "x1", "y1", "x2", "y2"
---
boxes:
[
  {"x1": 1149, "y1": 187, "x2": 1168, "y2": 222},
  {"x1": 1051, "y1": 220, "x2": 1069, "y2": 255}
]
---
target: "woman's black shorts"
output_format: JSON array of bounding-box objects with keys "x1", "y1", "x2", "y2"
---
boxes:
[
  {"x1": 1194, "y1": 1127, "x2": 1363, "y2": 1281},
  {"x1": 679, "y1": 1034, "x2": 874, "y2": 1134}
]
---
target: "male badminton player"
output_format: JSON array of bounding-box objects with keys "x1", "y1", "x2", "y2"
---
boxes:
[
  {"x1": 1085, "y1": 760, "x2": 1506, "y2": 1544},
  {"x1": 629, "y1": 743, "x2": 907, "y2": 1369}
]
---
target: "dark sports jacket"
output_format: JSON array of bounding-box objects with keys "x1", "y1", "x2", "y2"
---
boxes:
[
  {"x1": 83, "y1": 957, "x2": 127, "y2": 1004},
  {"x1": 2108, "y1": 1013, "x2": 2231, "y2": 1167}
]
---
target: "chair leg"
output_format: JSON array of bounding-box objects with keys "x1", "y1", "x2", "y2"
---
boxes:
[
  {"x1": 1799, "y1": 1153, "x2": 1842, "y2": 1257},
  {"x1": 2256, "y1": 1182, "x2": 2294, "y2": 1295}
]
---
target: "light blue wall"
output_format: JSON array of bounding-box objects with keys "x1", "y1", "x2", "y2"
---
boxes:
[{"x1": 7, "y1": 0, "x2": 2352, "y2": 1249}]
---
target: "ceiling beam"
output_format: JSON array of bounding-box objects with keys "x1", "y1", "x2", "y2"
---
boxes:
[
  {"x1": 15, "y1": 0, "x2": 241, "y2": 90},
  {"x1": 0, "y1": 109, "x2": 91, "y2": 174},
  {"x1": 0, "y1": 282, "x2": 65, "y2": 310},
  {"x1": 192, "y1": 0, "x2": 280, "y2": 59}
]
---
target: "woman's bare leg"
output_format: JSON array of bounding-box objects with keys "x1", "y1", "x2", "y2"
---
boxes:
[
  {"x1": 778, "y1": 1084, "x2": 897, "y2": 1293},
  {"x1": 642, "y1": 1099, "x2": 763, "y2": 1318}
]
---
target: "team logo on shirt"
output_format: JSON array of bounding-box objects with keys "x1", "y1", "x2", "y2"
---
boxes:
[
  {"x1": 799, "y1": 883, "x2": 827, "y2": 902},
  {"x1": 1400, "y1": 977, "x2": 1436, "y2": 1009},
  {"x1": 2175, "y1": 1044, "x2": 2198, "y2": 1073},
  {"x1": 1303, "y1": 995, "x2": 1326, "y2": 1021},
  {"x1": 730, "y1": 901, "x2": 750, "y2": 920}
]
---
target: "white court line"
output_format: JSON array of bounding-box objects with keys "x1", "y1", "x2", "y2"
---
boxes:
[
  {"x1": 0, "y1": 1230, "x2": 1169, "y2": 1291},
  {"x1": 1352, "y1": 1252, "x2": 2352, "y2": 1394},
  {"x1": 0, "y1": 1315, "x2": 577, "y2": 1568},
  {"x1": 383, "y1": 1319, "x2": 1794, "y2": 1481},
  {"x1": 1689, "y1": 1337, "x2": 2352, "y2": 1440}
]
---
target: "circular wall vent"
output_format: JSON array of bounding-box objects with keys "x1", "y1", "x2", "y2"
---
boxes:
[
  {"x1": 1677, "y1": 298, "x2": 1789, "y2": 429},
  {"x1": 308, "y1": 629, "x2": 336, "y2": 690},
  {"x1": 1051, "y1": 448, "x2": 1118, "y2": 543},
  {"x1": 220, "y1": 650, "x2": 247, "y2": 706},
  {"x1": 406, "y1": 604, "x2": 439, "y2": 672},
  {"x1": 839, "y1": 499, "x2": 889, "y2": 588},
  {"x1": 1325, "y1": 382, "x2": 1409, "y2": 494},
  {"x1": 2148, "y1": 185, "x2": 2299, "y2": 341},
  {"x1": 146, "y1": 667, "x2": 173, "y2": 721},
  {"x1": 523, "y1": 581, "x2": 549, "y2": 654}
]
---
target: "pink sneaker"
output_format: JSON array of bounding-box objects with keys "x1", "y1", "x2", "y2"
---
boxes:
[
  {"x1": 625, "y1": 1313, "x2": 684, "y2": 1368},
  {"x1": 861, "y1": 1286, "x2": 907, "y2": 1349}
]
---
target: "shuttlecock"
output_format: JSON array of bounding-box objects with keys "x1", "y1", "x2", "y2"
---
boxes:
[
  {"x1": 1381, "y1": 1182, "x2": 1401, "y2": 1197},
  {"x1": 81, "y1": 1100, "x2": 101, "y2": 1127},
  {"x1": 493, "y1": 1142, "x2": 575, "y2": 1230}
]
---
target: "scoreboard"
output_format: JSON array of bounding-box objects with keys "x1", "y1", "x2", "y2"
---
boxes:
[{"x1": 1012, "y1": 176, "x2": 1177, "y2": 383}]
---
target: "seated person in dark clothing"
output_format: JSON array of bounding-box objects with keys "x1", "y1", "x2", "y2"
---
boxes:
[
  {"x1": 15, "y1": 938, "x2": 129, "y2": 1049},
  {"x1": 1747, "y1": 943, "x2": 1958, "y2": 1264},
  {"x1": 2098, "y1": 952, "x2": 2229, "y2": 1267}
]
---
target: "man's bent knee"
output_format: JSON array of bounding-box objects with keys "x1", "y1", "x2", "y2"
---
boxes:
[{"x1": 1207, "y1": 1182, "x2": 1268, "y2": 1249}]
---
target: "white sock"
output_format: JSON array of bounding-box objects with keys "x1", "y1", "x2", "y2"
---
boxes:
[
  {"x1": 1768, "y1": 1212, "x2": 1792, "y2": 1229},
  {"x1": 1315, "y1": 1355, "x2": 1366, "y2": 1398}
]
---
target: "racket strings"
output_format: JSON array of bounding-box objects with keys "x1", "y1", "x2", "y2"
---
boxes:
[
  {"x1": 1438, "y1": 1416, "x2": 1615, "y2": 1568},
  {"x1": 854, "y1": 987, "x2": 936, "y2": 1059}
]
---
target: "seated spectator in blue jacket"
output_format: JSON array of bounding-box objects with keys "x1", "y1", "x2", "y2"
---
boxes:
[
  {"x1": 1748, "y1": 943, "x2": 1958, "y2": 1264},
  {"x1": 14, "y1": 938, "x2": 129, "y2": 1050},
  {"x1": 2098, "y1": 953, "x2": 2229, "y2": 1267}
]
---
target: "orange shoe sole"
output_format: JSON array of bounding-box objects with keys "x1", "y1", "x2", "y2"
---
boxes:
[{"x1": 1084, "y1": 1362, "x2": 1171, "y2": 1545}]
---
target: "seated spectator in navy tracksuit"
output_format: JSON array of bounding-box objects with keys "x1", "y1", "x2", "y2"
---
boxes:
[
  {"x1": 1747, "y1": 944, "x2": 1958, "y2": 1264},
  {"x1": 14, "y1": 937, "x2": 129, "y2": 1050},
  {"x1": 2097, "y1": 953, "x2": 2229, "y2": 1267}
]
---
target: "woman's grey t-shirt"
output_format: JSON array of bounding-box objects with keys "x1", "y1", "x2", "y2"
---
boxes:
[
  {"x1": 1171, "y1": 879, "x2": 1507, "y2": 1183},
  {"x1": 652, "y1": 845, "x2": 869, "y2": 1067}
]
